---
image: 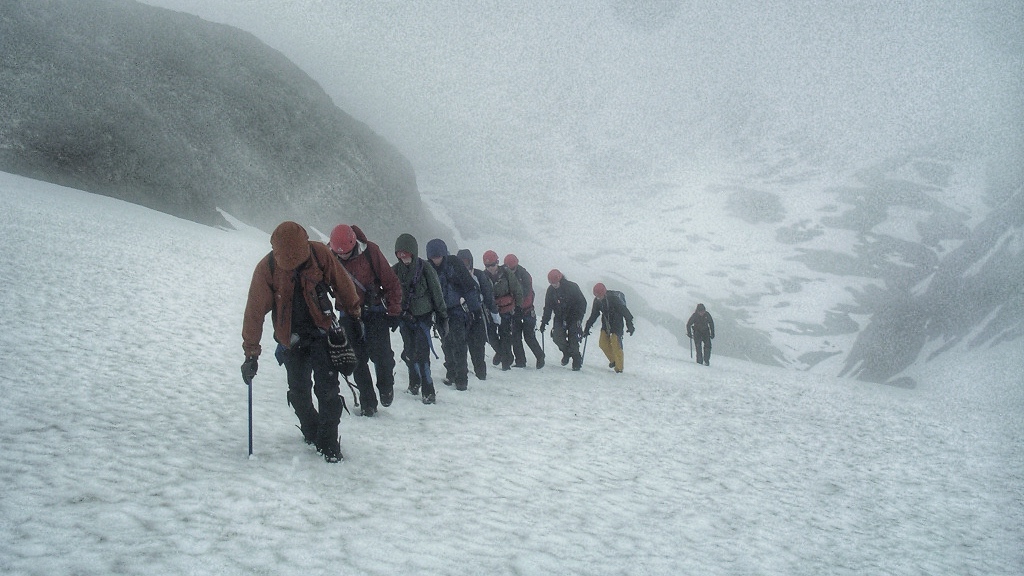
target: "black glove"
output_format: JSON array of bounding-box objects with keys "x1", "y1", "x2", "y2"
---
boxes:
[
  {"x1": 400, "y1": 311, "x2": 416, "y2": 324},
  {"x1": 686, "y1": 332, "x2": 692, "y2": 339},
  {"x1": 513, "y1": 307, "x2": 524, "y2": 320},
  {"x1": 627, "y1": 325, "x2": 635, "y2": 336},
  {"x1": 241, "y1": 357, "x2": 258, "y2": 385},
  {"x1": 539, "y1": 322, "x2": 547, "y2": 333},
  {"x1": 436, "y1": 317, "x2": 450, "y2": 339},
  {"x1": 387, "y1": 314, "x2": 400, "y2": 332},
  {"x1": 583, "y1": 328, "x2": 591, "y2": 337},
  {"x1": 354, "y1": 318, "x2": 366, "y2": 341}
]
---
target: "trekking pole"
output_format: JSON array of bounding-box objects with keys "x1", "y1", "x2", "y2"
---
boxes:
[
  {"x1": 247, "y1": 380, "x2": 254, "y2": 459},
  {"x1": 581, "y1": 334, "x2": 588, "y2": 362},
  {"x1": 689, "y1": 336, "x2": 693, "y2": 359}
]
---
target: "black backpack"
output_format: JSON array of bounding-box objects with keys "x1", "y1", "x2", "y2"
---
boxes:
[{"x1": 609, "y1": 290, "x2": 627, "y2": 309}]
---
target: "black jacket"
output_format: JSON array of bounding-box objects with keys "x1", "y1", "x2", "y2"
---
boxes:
[
  {"x1": 585, "y1": 290, "x2": 634, "y2": 336},
  {"x1": 541, "y1": 278, "x2": 587, "y2": 325},
  {"x1": 686, "y1": 311, "x2": 715, "y2": 338},
  {"x1": 471, "y1": 268, "x2": 498, "y2": 315}
]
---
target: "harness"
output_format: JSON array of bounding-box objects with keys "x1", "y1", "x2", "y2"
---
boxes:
[
  {"x1": 334, "y1": 244, "x2": 388, "y2": 314},
  {"x1": 266, "y1": 248, "x2": 360, "y2": 409},
  {"x1": 400, "y1": 257, "x2": 425, "y2": 313}
]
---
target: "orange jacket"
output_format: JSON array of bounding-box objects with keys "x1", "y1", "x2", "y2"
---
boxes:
[{"x1": 242, "y1": 242, "x2": 360, "y2": 359}]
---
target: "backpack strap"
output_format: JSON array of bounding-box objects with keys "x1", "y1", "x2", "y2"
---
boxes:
[
  {"x1": 400, "y1": 258, "x2": 425, "y2": 312},
  {"x1": 337, "y1": 257, "x2": 368, "y2": 295},
  {"x1": 360, "y1": 246, "x2": 384, "y2": 304}
]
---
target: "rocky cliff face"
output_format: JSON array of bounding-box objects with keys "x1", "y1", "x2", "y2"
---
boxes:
[
  {"x1": 839, "y1": 177, "x2": 1024, "y2": 386},
  {"x1": 0, "y1": 0, "x2": 443, "y2": 243}
]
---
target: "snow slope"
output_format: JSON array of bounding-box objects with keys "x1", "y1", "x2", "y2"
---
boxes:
[{"x1": 1, "y1": 172, "x2": 1021, "y2": 575}]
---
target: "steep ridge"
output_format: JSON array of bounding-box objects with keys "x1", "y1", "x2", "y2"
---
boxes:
[{"x1": 0, "y1": 0, "x2": 444, "y2": 242}]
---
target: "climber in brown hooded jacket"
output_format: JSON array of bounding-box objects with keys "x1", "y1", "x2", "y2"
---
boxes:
[{"x1": 241, "y1": 221, "x2": 360, "y2": 462}]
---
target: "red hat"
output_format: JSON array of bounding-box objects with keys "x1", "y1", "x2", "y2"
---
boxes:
[
  {"x1": 483, "y1": 250, "x2": 499, "y2": 266},
  {"x1": 547, "y1": 269, "x2": 563, "y2": 284},
  {"x1": 593, "y1": 283, "x2": 607, "y2": 298},
  {"x1": 329, "y1": 224, "x2": 357, "y2": 254},
  {"x1": 503, "y1": 253, "x2": 519, "y2": 268}
]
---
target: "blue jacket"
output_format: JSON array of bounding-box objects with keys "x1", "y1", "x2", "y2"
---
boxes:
[{"x1": 434, "y1": 255, "x2": 481, "y2": 314}]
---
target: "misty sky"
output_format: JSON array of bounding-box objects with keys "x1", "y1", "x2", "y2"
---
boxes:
[{"x1": 139, "y1": 0, "x2": 1022, "y2": 197}]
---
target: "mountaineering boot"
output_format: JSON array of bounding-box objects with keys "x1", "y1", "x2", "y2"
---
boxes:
[
  {"x1": 405, "y1": 359, "x2": 421, "y2": 395},
  {"x1": 422, "y1": 393, "x2": 436, "y2": 405},
  {"x1": 317, "y1": 438, "x2": 343, "y2": 463},
  {"x1": 560, "y1": 352, "x2": 571, "y2": 366},
  {"x1": 360, "y1": 405, "x2": 377, "y2": 417},
  {"x1": 380, "y1": 387, "x2": 394, "y2": 407},
  {"x1": 536, "y1": 355, "x2": 545, "y2": 369},
  {"x1": 296, "y1": 425, "x2": 315, "y2": 445}
]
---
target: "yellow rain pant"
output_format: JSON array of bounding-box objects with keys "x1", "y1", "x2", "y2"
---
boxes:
[{"x1": 598, "y1": 330, "x2": 624, "y2": 373}]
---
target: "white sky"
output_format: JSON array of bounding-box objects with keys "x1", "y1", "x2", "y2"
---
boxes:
[
  {"x1": 137, "y1": 0, "x2": 1023, "y2": 196},
  {"x1": 1, "y1": 172, "x2": 1021, "y2": 575}
]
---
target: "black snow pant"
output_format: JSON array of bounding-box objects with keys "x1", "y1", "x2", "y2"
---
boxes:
[
  {"x1": 512, "y1": 309, "x2": 545, "y2": 367},
  {"x1": 441, "y1": 308, "x2": 471, "y2": 389},
  {"x1": 551, "y1": 317, "x2": 583, "y2": 369},
  {"x1": 282, "y1": 331, "x2": 343, "y2": 451},
  {"x1": 348, "y1": 310, "x2": 396, "y2": 411},
  {"x1": 400, "y1": 314, "x2": 436, "y2": 396},
  {"x1": 467, "y1": 310, "x2": 488, "y2": 380},
  {"x1": 694, "y1": 332, "x2": 712, "y2": 365},
  {"x1": 490, "y1": 313, "x2": 515, "y2": 369}
]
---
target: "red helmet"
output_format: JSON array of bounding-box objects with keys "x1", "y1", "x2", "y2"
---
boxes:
[
  {"x1": 547, "y1": 269, "x2": 563, "y2": 285},
  {"x1": 329, "y1": 224, "x2": 357, "y2": 254},
  {"x1": 483, "y1": 250, "x2": 499, "y2": 266},
  {"x1": 593, "y1": 282, "x2": 607, "y2": 298},
  {"x1": 503, "y1": 253, "x2": 519, "y2": 268}
]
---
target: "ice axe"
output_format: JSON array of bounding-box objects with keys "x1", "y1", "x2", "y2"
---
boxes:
[
  {"x1": 247, "y1": 380, "x2": 254, "y2": 459},
  {"x1": 241, "y1": 358, "x2": 257, "y2": 459}
]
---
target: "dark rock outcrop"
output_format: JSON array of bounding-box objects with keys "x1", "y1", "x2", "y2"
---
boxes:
[{"x1": 0, "y1": 0, "x2": 444, "y2": 242}]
